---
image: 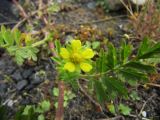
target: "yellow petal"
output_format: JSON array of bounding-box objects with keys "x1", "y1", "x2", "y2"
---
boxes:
[
  {"x1": 60, "y1": 48, "x2": 70, "y2": 59},
  {"x1": 71, "y1": 40, "x2": 82, "y2": 50},
  {"x1": 82, "y1": 48, "x2": 94, "y2": 59},
  {"x1": 64, "y1": 62, "x2": 75, "y2": 72},
  {"x1": 80, "y1": 62, "x2": 92, "y2": 72}
]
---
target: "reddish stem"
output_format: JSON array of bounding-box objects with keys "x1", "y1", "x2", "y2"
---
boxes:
[
  {"x1": 48, "y1": 41, "x2": 64, "y2": 120},
  {"x1": 55, "y1": 81, "x2": 65, "y2": 120}
]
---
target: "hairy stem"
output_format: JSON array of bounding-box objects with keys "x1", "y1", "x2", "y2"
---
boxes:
[
  {"x1": 55, "y1": 81, "x2": 65, "y2": 120},
  {"x1": 48, "y1": 40, "x2": 64, "y2": 120}
]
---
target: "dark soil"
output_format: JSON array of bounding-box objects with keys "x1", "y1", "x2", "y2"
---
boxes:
[{"x1": 0, "y1": 0, "x2": 160, "y2": 120}]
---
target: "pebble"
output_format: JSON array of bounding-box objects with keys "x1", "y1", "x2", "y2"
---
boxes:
[
  {"x1": 22, "y1": 68, "x2": 34, "y2": 79},
  {"x1": 142, "y1": 111, "x2": 147, "y2": 117},
  {"x1": 0, "y1": 83, "x2": 7, "y2": 95},
  {"x1": 0, "y1": 74, "x2": 4, "y2": 80},
  {"x1": 16, "y1": 80, "x2": 28, "y2": 91},
  {"x1": 31, "y1": 74, "x2": 44, "y2": 85},
  {"x1": 11, "y1": 70, "x2": 23, "y2": 81},
  {"x1": 87, "y1": 2, "x2": 96, "y2": 10}
]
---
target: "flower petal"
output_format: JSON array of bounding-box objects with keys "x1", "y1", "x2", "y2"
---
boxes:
[
  {"x1": 60, "y1": 48, "x2": 70, "y2": 59},
  {"x1": 82, "y1": 48, "x2": 94, "y2": 59},
  {"x1": 80, "y1": 62, "x2": 92, "y2": 72},
  {"x1": 64, "y1": 62, "x2": 75, "y2": 72},
  {"x1": 71, "y1": 40, "x2": 82, "y2": 51}
]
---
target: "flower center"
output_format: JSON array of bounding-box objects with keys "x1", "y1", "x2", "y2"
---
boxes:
[{"x1": 70, "y1": 53, "x2": 82, "y2": 64}]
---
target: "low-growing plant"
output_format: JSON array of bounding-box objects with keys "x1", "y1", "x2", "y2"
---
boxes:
[
  {"x1": 15, "y1": 100, "x2": 50, "y2": 120},
  {"x1": 52, "y1": 37, "x2": 160, "y2": 118},
  {"x1": 1, "y1": 26, "x2": 160, "y2": 119},
  {"x1": 53, "y1": 88, "x2": 76, "y2": 108}
]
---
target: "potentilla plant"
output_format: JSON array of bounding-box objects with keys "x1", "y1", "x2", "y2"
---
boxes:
[{"x1": 1, "y1": 26, "x2": 160, "y2": 119}]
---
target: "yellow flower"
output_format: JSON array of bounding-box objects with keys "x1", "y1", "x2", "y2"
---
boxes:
[{"x1": 60, "y1": 40, "x2": 94, "y2": 72}]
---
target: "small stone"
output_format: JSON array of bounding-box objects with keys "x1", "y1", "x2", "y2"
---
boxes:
[
  {"x1": 0, "y1": 74, "x2": 4, "y2": 80},
  {"x1": 16, "y1": 80, "x2": 28, "y2": 91},
  {"x1": 30, "y1": 74, "x2": 44, "y2": 85},
  {"x1": 142, "y1": 111, "x2": 147, "y2": 117},
  {"x1": 6, "y1": 66, "x2": 16, "y2": 74},
  {"x1": 87, "y1": 2, "x2": 96, "y2": 10},
  {"x1": 0, "y1": 83, "x2": 7, "y2": 95},
  {"x1": 22, "y1": 69, "x2": 34, "y2": 79},
  {"x1": 11, "y1": 70, "x2": 23, "y2": 81}
]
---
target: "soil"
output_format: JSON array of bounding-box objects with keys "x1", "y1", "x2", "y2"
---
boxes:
[{"x1": 0, "y1": 0, "x2": 160, "y2": 120}]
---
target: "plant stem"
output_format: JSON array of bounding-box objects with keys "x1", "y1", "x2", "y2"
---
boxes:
[
  {"x1": 55, "y1": 81, "x2": 65, "y2": 120},
  {"x1": 48, "y1": 40, "x2": 65, "y2": 120},
  {"x1": 32, "y1": 36, "x2": 50, "y2": 47}
]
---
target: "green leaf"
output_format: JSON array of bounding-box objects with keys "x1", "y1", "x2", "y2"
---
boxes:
[
  {"x1": 47, "y1": 3, "x2": 60, "y2": 13},
  {"x1": 117, "y1": 68, "x2": 148, "y2": 85},
  {"x1": 54, "y1": 40, "x2": 61, "y2": 55},
  {"x1": 22, "y1": 105, "x2": 32, "y2": 115},
  {"x1": 39, "y1": 100, "x2": 50, "y2": 112},
  {"x1": 120, "y1": 40, "x2": 132, "y2": 63},
  {"x1": 137, "y1": 38, "x2": 160, "y2": 59},
  {"x1": 26, "y1": 47, "x2": 39, "y2": 61},
  {"x1": 64, "y1": 95, "x2": 68, "y2": 101},
  {"x1": 1, "y1": 26, "x2": 6, "y2": 36},
  {"x1": 130, "y1": 91, "x2": 140, "y2": 101},
  {"x1": 63, "y1": 101, "x2": 68, "y2": 107},
  {"x1": 124, "y1": 61, "x2": 156, "y2": 73},
  {"x1": 108, "y1": 104, "x2": 116, "y2": 114},
  {"x1": 96, "y1": 49, "x2": 108, "y2": 73},
  {"x1": 38, "y1": 114, "x2": 45, "y2": 120},
  {"x1": 3, "y1": 29, "x2": 14, "y2": 45},
  {"x1": 0, "y1": 32, "x2": 4, "y2": 46},
  {"x1": 107, "y1": 42, "x2": 117, "y2": 68},
  {"x1": 94, "y1": 80, "x2": 106, "y2": 103},
  {"x1": 137, "y1": 37, "x2": 150, "y2": 57},
  {"x1": 118, "y1": 104, "x2": 131, "y2": 115},
  {"x1": 13, "y1": 28, "x2": 21, "y2": 45},
  {"x1": 53, "y1": 88, "x2": 59, "y2": 97},
  {"x1": 102, "y1": 77, "x2": 128, "y2": 99},
  {"x1": 54, "y1": 102, "x2": 58, "y2": 108},
  {"x1": 92, "y1": 41, "x2": 100, "y2": 49}
]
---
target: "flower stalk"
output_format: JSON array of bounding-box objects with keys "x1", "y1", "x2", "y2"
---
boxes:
[{"x1": 48, "y1": 40, "x2": 65, "y2": 120}]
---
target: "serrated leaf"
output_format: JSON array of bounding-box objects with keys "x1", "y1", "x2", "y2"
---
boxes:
[
  {"x1": 13, "y1": 28, "x2": 21, "y2": 45},
  {"x1": 96, "y1": 49, "x2": 108, "y2": 73},
  {"x1": 107, "y1": 42, "x2": 117, "y2": 68},
  {"x1": 94, "y1": 80, "x2": 106, "y2": 103},
  {"x1": 120, "y1": 40, "x2": 132, "y2": 63},
  {"x1": 117, "y1": 68, "x2": 148, "y2": 85},
  {"x1": 3, "y1": 30, "x2": 14, "y2": 45},
  {"x1": 137, "y1": 37, "x2": 150, "y2": 57},
  {"x1": 102, "y1": 77, "x2": 127, "y2": 98},
  {"x1": 137, "y1": 38, "x2": 160, "y2": 59},
  {"x1": 124, "y1": 61, "x2": 156, "y2": 73},
  {"x1": 118, "y1": 104, "x2": 131, "y2": 115}
]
